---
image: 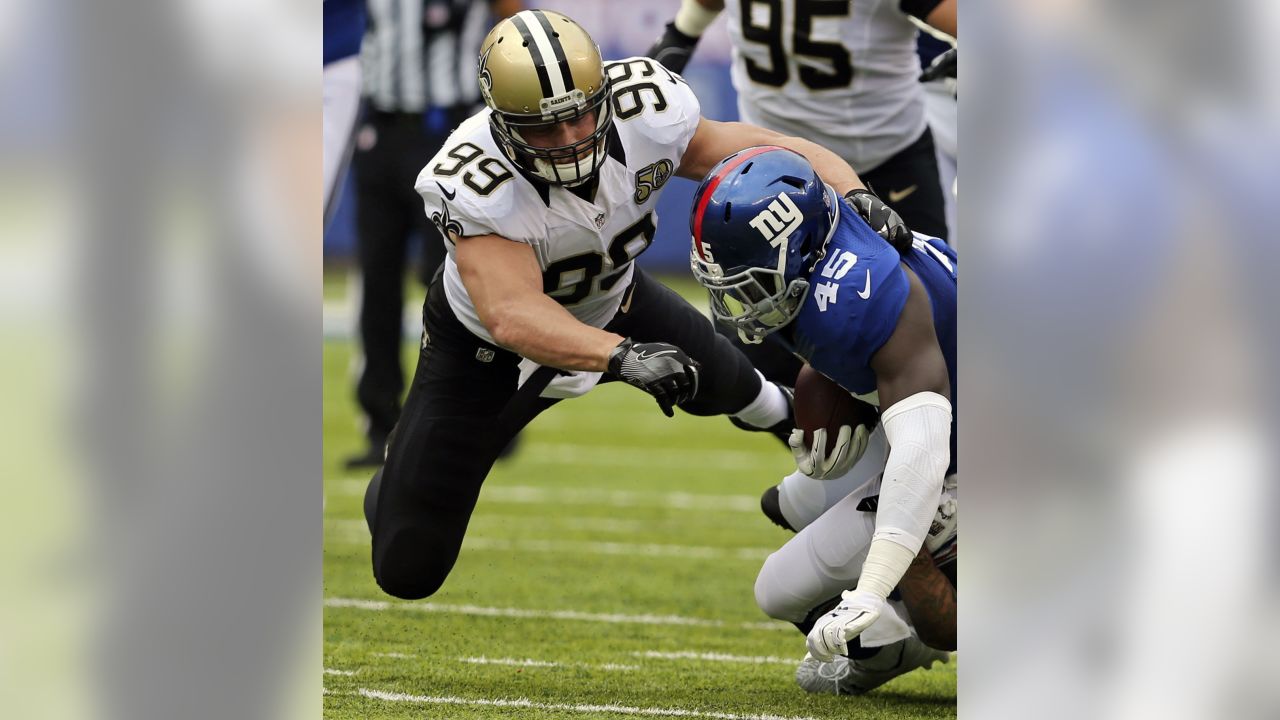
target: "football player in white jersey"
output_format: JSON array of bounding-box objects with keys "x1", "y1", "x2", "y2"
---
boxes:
[
  {"x1": 649, "y1": 0, "x2": 956, "y2": 241},
  {"x1": 360, "y1": 9, "x2": 906, "y2": 601}
]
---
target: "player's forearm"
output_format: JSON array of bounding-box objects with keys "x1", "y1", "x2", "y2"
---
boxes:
[
  {"x1": 925, "y1": 0, "x2": 956, "y2": 38},
  {"x1": 902, "y1": 0, "x2": 956, "y2": 39},
  {"x1": 483, "y1": 292, "x2": 623, "y2": 372},
  {"x1": 897, "y1": 548, "x2": 956, "y2": 651},
  {"x1": 767, "y1": 135, "x2": 864, "y2": 196},
  {"x1": 855, "y1": 392, "x2": 952, "y2": 599}
]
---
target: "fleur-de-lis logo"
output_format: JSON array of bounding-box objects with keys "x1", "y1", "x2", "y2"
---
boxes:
[
  {"x1": 431, "y1": 202, "x2": 464, "y2": 244},
  {"x1": 478, "y1": 45, "x2": 495, "y2": 105}
]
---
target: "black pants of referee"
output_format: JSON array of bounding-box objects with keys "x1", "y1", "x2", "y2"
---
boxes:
[
  {"x1": 352, "y1": 107, "x2": 467, "y2": 451},
  {"x1": 364, "y1": 269, "x2": 766, "y2": 600},
  {"x1": 720, "y1": 126, "x2": 950, "y2": 388}
]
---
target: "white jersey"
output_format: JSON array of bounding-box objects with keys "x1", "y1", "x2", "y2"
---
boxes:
[
  {"x1": 416, "y1": 57, "x2": 699, "y2": 345},
  {"x1": 724, "y1": 0, "x2": 926, "y2": 172}
]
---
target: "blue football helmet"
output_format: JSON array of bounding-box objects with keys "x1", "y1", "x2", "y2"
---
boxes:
[{"x1": 689, "y1": 146, "x2": 839, "y2": 343}]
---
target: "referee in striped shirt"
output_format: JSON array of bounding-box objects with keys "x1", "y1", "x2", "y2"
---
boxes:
[{"x1": 348, "y1": 0, "x2": 521, "y2": 468}]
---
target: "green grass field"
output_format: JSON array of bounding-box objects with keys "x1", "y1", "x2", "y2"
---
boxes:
[{"x1": 322, "y1": 272, "x2": 956, "y2": 719}]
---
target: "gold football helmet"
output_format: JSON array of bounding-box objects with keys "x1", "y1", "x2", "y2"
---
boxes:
[{"x1": 477, "y1": 10, "x2": 612, "y2": 186}]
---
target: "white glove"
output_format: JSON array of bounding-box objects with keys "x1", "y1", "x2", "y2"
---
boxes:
[
  {"x1": 788, "y1": 425, "x2": 869, "y2": 480},
  {"x1": 806, "y1": 589, "x2": 884, "y2": 662}
]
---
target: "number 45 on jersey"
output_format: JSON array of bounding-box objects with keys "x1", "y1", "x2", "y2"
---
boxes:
[{"x1": 813, "y1": 249, "x2": 865, "y2": 312}]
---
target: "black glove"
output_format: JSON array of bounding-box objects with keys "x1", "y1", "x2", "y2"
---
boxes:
[
  {"x1": 646, "y1": 21, "x2": 700, "y2": 75},
  {"x1": 845, "y1": 188, "x2": 915, "y2": 255},
  {"x1": 919, "y1": 46, "x2": 957, "y2": 83},
  {"x1": 607, "y1": 338, "x2": 700, "y2": 417}
]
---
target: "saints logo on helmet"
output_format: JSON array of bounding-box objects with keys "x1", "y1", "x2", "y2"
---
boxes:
[{"x1": 477, "y1": 10, "x2": 612, "y2": 186}]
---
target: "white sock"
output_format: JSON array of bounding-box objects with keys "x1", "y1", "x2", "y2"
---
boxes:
[{"x1": 731, "y1": 371, "x2": 790, "y2": 429}]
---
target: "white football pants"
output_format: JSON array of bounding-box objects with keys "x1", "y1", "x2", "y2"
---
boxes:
[{"x1": 755, "y1": 425, "x2": 955, "y2": 648}]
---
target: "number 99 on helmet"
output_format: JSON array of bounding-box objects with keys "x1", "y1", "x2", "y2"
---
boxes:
[{"x1": 689, "y1": 146, "x2": 840, "y2": 344}]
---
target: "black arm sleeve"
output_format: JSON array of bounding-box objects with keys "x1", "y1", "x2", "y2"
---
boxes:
[{"x1": 646, "y1": 22, "x2": 701, "y2": 75}]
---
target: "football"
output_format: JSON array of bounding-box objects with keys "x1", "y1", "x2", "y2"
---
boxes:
[{"x1": 793, "y1": 365, "x2": 880, "y2": 455}]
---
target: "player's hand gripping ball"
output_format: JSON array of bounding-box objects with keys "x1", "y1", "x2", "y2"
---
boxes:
[{"x1": 790, "y1": 365, "x2": 879, "y2": 480}]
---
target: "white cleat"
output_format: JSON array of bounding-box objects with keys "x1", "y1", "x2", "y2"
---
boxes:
[{"x1": 794, "y1": 636, "x2": 950, "y2": 695}]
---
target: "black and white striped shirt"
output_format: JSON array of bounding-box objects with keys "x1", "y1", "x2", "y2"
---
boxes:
[{"x1": 361, "y1": 0, "x2": 494, "y2": 113}]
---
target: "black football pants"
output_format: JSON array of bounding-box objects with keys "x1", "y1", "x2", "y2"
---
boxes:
[
  {"x1": 860, "y1": 126, "x2": 948, "y2": 241},
  {"x1": 365, "y1": 268, "x2": 763, "y2": 599}
]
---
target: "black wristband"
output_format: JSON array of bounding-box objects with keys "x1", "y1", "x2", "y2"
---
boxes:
[
  {"x1": 606, "y1": 338, "x2": 634, "y2": 375},
  {"x1": 844, "y1": 188, "x2": 877, "y2": 203}
]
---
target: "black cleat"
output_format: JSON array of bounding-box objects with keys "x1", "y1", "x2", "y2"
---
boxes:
[{"x1": 760, "y1": 485, "x2": 796, "y2": 532}]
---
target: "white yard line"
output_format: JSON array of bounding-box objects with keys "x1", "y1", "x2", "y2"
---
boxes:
[
  {"x1": 633, "y1": 651, "x2": 794, "y2": 665},
  {"x1": 355, "y1": 687, "x2": 821, "y2": 720},
  {"x1": 459, "y1": 656, "x2": 639, "y2": 671},
  {"x1": 476, "y1": 514, "x2": 653, "y2": 534},
  {"x1": 323, "y1": 668, "x2": 356, "y2": 676},
  {"x1": 324, "y1": 597, "x2": 788, "y2": 632},
  {"x1": 363, "y1": 650, "x2": 794, "y2": 667},
  {"x1": 328, "y1": 515, "x2": 653, "y2": 537},
  {"x1": 479, "y1": 485, "x2": 760, "y2": 512},
  {"x1": 445, "y1": 514, "x2": 656, "y2": 533},
  {"x1": 332, "y1": 442, "x2": 778, "y2": 481},
  {"x1": 330, "y1": 481, "x2": 763, "y2": 513},
  {"x1": 462, "y1": 537, "x2": 772, "y2": 561},
  {"x1": 324, "y1": 523, "x2": 773, "y2": 562},
  {"x1": 516, "y1": 443, "x2": 771, "y2": 470}
]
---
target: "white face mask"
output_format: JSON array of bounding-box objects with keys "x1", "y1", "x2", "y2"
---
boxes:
[{"x1": 531, "y1": 148, "x2": 601, "y2": 186}]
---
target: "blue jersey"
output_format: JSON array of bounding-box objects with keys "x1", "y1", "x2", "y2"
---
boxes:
[
  {"x1": 917, "y1": 32, "x2": 953, "y2": 71},
  {"x1": 772, "y1": 203, "x2": 958, "y2": 468}
]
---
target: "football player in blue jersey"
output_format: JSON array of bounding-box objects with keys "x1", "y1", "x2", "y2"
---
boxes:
[{"x1": 689, "y1": 146, "x2": 957, "y2": 694}]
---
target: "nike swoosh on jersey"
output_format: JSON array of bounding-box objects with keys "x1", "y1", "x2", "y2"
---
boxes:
[
  {"x1": 887, "y1": 185, "x2": 917, "y2": 203},
  {"x1": 857, "y1": 270, "x2": 872, "y2": 299},
  {"x1": 436, "y1": 182, "x2": 457, "y2": 201},
  {"x1": 619, "y1": 283, "x2": 637, "y2": 313}
]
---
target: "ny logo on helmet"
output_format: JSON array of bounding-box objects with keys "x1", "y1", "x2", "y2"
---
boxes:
[{"x1": 748, "y1": 192, "x2": 804, "y2": 248}]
